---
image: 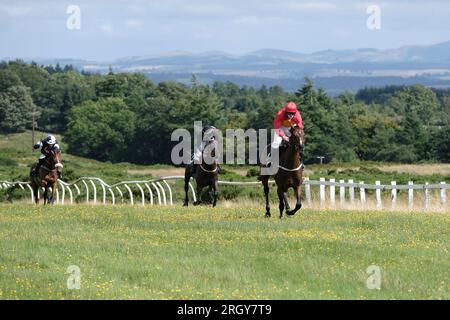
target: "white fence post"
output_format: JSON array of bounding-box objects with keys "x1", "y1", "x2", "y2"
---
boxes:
[
  {"x1": 408, "y1": 181, "x2": 414, "y2": 210},
  {"x1": 304, "y1": 177, "x2": 311, "y2": 207},
  {"x1": 151, "y1": 182, "x2": 162, "y2": 205},
  {"x1": 66, "y1": 185, "x2": 73, "y2": 205},
  {"x1": 101, "y1": 183, "x2": 106, "y2": 205},
  {"x1": 136, "y1": 183, "x2": 145, "y2": 206},
  {"x1": 424, "y1": 182, "x2": 430, "y2": 210},
  {"x1": 319, "y1": 178, "x2": 325, "y2": 208},
  {"x1": 391, "y1": 181, "x2": 397, "y2": 209},
  {"x1": 82, "y1": 180, "x2": 89, "y2": 203},
  {"x1": 144, "y1": 183, "x2": 153, "y2": 205},
  {"x1": 157, "y1": 182, "x2": 167, "y2": 205},
  {"x1": 349, "y1": 179, "x2": 355, "y2": 205},
  {"x1": 108, "y1": 188, "x2": 115, "y2": 205},
  {"x1": 163, "y1": 180, "x2": 173, "y2": 206},
  {"x1": 375, "y1": 181, "x2": 381, "y2": 209},
  {"x1": 440, "y1": 182, "x2": 446, "y2": 209},
  {"x1": 188, "y1": 181, "x2": 197, "y2": 203},
  {"x1": 359, "y1": 181, "x2": 366, "y2": 207},
  {"x1": 115, "y1": 186, "x2": 124, "y2": 203},
  {"x1": 339, "y1": 179, "x2": 345, "y2": 208},
  {"x1": 26, "y1": 184, "x2": 34, "y2": 203},
  {"x1": 60, "y1": 183, "x2": 65, "y2": 205},
  {"x1": 74, "y1": 183, "x2": 81, "y2": 196},
  {"x1": 329, "y1": 178, "x2": 335, "y2": 208},
  {"x1": 89, "y1": 180, "x2": 97, "y2": 204},
  {"x1": 124, "y1": 184, "x2": 133, "y2": 205}
]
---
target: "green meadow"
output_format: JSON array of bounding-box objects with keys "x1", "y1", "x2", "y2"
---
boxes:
[{"x1": 0, "y1": 204, "x2": 448, "y2": 299}]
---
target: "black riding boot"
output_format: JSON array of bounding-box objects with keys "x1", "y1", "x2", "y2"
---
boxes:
[
  {"x1": 31, "y1": 158, "x2": 45, "y2": 176},
  {"x1": 188, "y1": 161, "x2": 197, "y2": 176}
]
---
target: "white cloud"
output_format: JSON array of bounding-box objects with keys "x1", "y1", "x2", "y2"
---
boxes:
[
  {"x1": 282, "y1": 2, "x2": 339, "y2": 12},
  {"x1": 334, "y1": 29, "x2": 351, "y2": 37},
  {"x1": 0, "y1": 4, "x2": 33, "y2": 17},
  {"x1": 99, "y1": 23, "x2": 114, "y2": 35},
  {"x1": 124, "y1": 19, "x2": 142, "y2": 29},
  {"x1": 193, "y1": 32, "x2": 213, "y2": 40},
  {"x1": 232, "y1": 15, "x2": 285, "y2": 26}
]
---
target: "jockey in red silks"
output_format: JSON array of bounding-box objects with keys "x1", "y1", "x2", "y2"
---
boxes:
[
  {"x1": 272, "y1": 101, "x2": 303, "y2": 149},
  {"x1": 268, "y1": 101, "x2": 304, "y2": 169}
]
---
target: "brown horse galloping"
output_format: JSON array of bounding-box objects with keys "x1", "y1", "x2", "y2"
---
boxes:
[
  {"x1": 260, "y1": 125, "x2": 305, "y2": 218},
  {"x1": 30, "y1": 148, "x2": 63, "y2": 205}
]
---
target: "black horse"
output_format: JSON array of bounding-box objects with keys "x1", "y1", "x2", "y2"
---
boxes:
[{"x1": 183, "y1": 142, "x2": 219, "y2": 207}]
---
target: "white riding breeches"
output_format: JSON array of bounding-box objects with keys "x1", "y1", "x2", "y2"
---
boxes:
[
  {"x1": 271, "y1": 126, "x2": 291, "y2": 149},
  {"x1": 193, "y1": 141, "x2": 207, "y2": 162}
]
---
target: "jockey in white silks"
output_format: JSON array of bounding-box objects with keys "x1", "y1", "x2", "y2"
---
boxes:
[{"x1": 187, "y1": 125, "x2": 217, "y2": 176}]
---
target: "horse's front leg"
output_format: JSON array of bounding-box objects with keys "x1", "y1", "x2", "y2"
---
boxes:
[
  {"x1": 283, "y1": 191, "x2": 291, "y2": 214},
  {"x1": 183, "y1": 172, "x2": 190, "y2": 206},
  {"x1": 277, "y1": 187, "x2": 285, "y2": 219},
  {"x1": 32, "y1": 185, "x2": 39, "y2": 204},
  {"x1": 212, "y1": 180, "x2": 218, "y2": 207},
  {"x1": 262, "y1": 177, "x2": 271, "y2": 217},
  {"x1": 49, "y1": 181, "x2": 58, "y2": 205},
  {"x1": 286, "y1": 185, "x2": 302, "y2": 216},
  {"x1": 43, "y1": 186, "x2": 48, "y2": 205}
]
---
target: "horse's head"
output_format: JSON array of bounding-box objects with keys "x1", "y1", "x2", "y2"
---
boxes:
[
  {"x1": 49, "y1": 146, "x2": 63, "y2": 174},
  {"x1": 202, "y1": 140, "x2": 219, "y2": 165},
  {"x1": 289, "y1": 125, "x2": 305, "y2": 151}
]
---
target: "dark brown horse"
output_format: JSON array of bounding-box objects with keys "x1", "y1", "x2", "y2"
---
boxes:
[
  {"x1": 184, "y1": 142, "x2": 219, "y2": 207},
  {"x1": 30, "y1": 148, "x2": 63, "y2": 205},
  {"x1": 260, "y1": 125, "x2": 305, "y2": 218}
]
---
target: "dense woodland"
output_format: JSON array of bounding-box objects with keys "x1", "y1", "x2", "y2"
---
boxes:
[{"x1": 0, "y1": 60, "x2": 449, "y2": 164}]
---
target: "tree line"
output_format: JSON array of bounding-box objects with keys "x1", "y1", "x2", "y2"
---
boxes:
[{"x1": 0, "y1": 60, "x2": 449, "y2": 164}]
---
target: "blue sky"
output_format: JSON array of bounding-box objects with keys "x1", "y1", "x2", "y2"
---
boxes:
[{"x1": 1, "y1": 0, "x2": 449, "y2": 61}]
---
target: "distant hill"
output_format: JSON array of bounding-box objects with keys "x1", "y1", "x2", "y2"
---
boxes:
[{"x1": 12, "y1": 41, "x2": 450, "y2": 93}]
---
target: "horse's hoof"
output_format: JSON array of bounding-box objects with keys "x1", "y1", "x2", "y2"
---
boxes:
[
  {"x1": 265, "y1": 213, "x2": 271, "y2": 218},
  {"x1": 286, "y1": 210, "x2": 295, "y2": 216},
  {"x1": 183, "y1": 202, "x2": 188, "y2": 207}
]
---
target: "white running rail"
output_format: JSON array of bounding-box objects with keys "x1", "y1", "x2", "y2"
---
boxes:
[{"x1": 0, "y1": 176, "x2": 448, "y2": 210}]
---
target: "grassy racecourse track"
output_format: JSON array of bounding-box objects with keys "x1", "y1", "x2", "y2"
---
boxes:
[{"x1": 0, "y1": 204, "x2": 448, "y2": 300}]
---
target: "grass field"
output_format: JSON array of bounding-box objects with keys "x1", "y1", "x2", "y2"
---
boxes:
[{"x1": 0, "y1": 204, "x2": 448, "y2": 299}]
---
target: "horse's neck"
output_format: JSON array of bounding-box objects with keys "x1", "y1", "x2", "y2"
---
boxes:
[
  {"x1": 200, "y1": 153, "x2": 217, "y2": 168},
  {"x1": 43, "y1": 157, "x2": 56, "y2": 170},
  {"x1": 201, "y1": 160, "x2": 217, "y2": 169},
  {"x1": 280, "y1": 147, "x2": 300, "y2": 167}
]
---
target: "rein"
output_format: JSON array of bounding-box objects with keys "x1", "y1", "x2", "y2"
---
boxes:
[{"x1": 42, "y1": 152, "x2": 63, "y2": 172}]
